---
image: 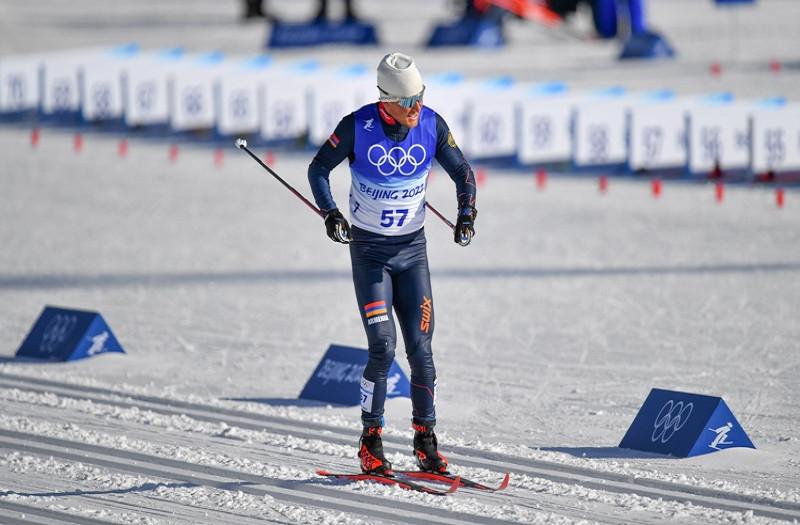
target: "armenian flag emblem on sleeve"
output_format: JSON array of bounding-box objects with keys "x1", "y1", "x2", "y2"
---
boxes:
[{"x1": 328, "y1": 133, "x2": 340, "y2": 148}]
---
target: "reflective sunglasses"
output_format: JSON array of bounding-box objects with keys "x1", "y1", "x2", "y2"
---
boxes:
[{"x1": 379, "y1": 85, "x2": 425, "y2": 108}]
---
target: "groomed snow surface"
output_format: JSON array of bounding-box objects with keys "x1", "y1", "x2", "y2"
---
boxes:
[
  {"x1": 2, "y1": 1, "x2": 800, "y2": 524},
  {"x1": 1, "y1": 125, "x2": 798, "y2": 524}
]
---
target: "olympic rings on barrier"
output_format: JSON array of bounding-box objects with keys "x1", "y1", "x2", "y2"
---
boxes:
[
  {"x1": 39, "y1": 314, "x2": 78, "y2": 354},
  {"x1": 651, "y1": 400, "x2": 694, "y2": 444},
  {"x1": 367, "y1": 143, "x2": 426, "y2": 176}
]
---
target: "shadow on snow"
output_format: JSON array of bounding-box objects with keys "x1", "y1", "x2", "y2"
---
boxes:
[{"x1": 1, "y1": 261, "x2": 799, "y2": 290}]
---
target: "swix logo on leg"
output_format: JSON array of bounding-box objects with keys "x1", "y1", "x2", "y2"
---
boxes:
[{"x1": 419, "y1": 296, "x2": 432, "y2": 333}]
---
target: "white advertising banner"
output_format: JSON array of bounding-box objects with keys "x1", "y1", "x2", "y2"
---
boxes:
[
  {"x1": 40, "y1": 47, "x2": 114, "y2": 115},
  {"x1": 216, "y1": 56, "x2": 271, "y2": 136},
  {"x1": 259, "y1": 61, "x2": 317, "y2": 141},
  {"x1": 41, "y1": 55, "x2": 83, "y2": 114},
  {"x1": 750, "y1": 101, "x2": 800, "y2": 174},
  {"x1": 308, "y1": 65, "x2": 373, "y2": 146},
  {"x1": 122, "y1": 50, "x2": 180, "y2": 127},
  {"x1": 0, "y1": 55, "x2": 41, "y2": 112},
  {"x1": 170, "y1": 52, "x2": 225, "y2": 131},
  {"x1": 80, "y1": 58, "x2": 126, "y2": 121},
  {"x1": 424, "y1": 73, "x2": 472, "y2": 155},
  {"x1": 516, "y1": 82, "x2": 574, "y2": 165},
  {"x1": 628, "y1": 92, "x2": 688, "y2": 171},
  {"x1": 465, "y1": 78, "x2": 517, "y2": 159},
  {"x1": 573, "y1": 88, "x2": 629, "y2": 167},
  {"x1": 687, "y1": 95, "x2": 750, "y2": 174}
]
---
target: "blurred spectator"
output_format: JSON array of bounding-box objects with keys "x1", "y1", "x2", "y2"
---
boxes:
[
  {"x1": 547, "y1": 0, "x2": 646, "y2": 38},
  {"x1": 242, "y1": 0, "x2": 361, "y2": 23},
  {"x1": 243, "y1": 0, "x2": 272, "y2": 20},
  {"x1": 314, "y1": 0, "x2": 361, "y2": 23}
]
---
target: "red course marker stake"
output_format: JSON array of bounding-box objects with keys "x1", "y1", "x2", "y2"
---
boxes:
[
  {"x1": 769, "y1": 59, "x2": 781, "y2": 74},
  {"x1": 776, "y1": 188, "x2": 785, "y2": 208},
  {"x1": 30, "y1": 127, "x2": 40, "y2": 147},
  {"x1": 715, "y1": 182, "x2": 724, "y2": 203},
  {"x1": 536, "y1": 169, "x2": 547, "y2": 191},
  {"x1": 73, "y1": 133, "x2": 83, "y2": 153},
  {"x1": 265, "y1": 151, "x2": 276, "y2": 166},
  {"x1": 651, "y1": 178, "x2": 662, "y2": 198},
  {"x1": 214, "y1": 147, "x2": 224, "y2": 167},
  {"x1": 118, "y1": 138, "x2": 128, "y2": 158},
  {"x1": 598, "y1": 175, "x2": 608, "y2": 194},
  {"x1": 169, "y1": 144, "x2": 179, "y2": 163},
  {"x1": 710, "y1": 62, "x2": 722, "y2": 77},
  {"x1": 476, "y1": 168, "x2": 487, "y2": 187}
]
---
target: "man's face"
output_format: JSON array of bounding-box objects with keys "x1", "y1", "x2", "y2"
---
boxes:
[{"x1": 382, "y1": 99, "x2": 423, "y2": 128}]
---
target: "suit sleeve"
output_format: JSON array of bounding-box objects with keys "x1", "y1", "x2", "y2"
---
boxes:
[
  {"x1": 308, "y1": 113, "x2": 355, "y2": 213},
  {"x1": 433, "y1": 113, "x2": 476, "y2": 209}
]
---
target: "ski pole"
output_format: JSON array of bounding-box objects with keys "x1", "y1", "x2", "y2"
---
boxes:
[
  {"x1": 235, "y1": 137, "x2": 457, "y2": 233},
  {"x1": 428, "y1": 201, "x2": 472, "y2": 246},
  {"x1": 424, "y1": 202, "x2": 454, "y2": 230},
  {"x1": 235, "y1": 138, "x2": 324, "y2": 218}
]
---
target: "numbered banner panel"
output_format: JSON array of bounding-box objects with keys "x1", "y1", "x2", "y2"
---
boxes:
[
  {"x1": 299, "y1": 344, "x2": 410, "y2": 406},
  {"x1": 517, "y1": 97, "x2": 573, "y2": 164},
  {"x1": 468, "y1": 98, "x2": 516, "y2": 159},
  {"x1": 750, "y1": 104, "x2": 800, "y2": 173},
  {"x1": 41, "y1": 56, "x2": 83, "y2": 114},
  {"x1": 216, "y1": 68, "x2": 262, "y2": 136},
  {"x1": 81, "y1": 57, "x2": 125, "y2": 121},
  {"x1": 170, "y1": 67, "x2": 218, "y2": 131},
  {"x1": 687, "y1": 104, "x2": 750, "y2": 174},
  {"x1": 424, "y1": 80, "x2": 472, "y2": 155},
  {"x1": 123, "y1": 57, "x2": 173, "y2": 126},
  {"x1": 0, "y1": 56, "x2": 40, "y2": 112},
  {"x1": 16, "y1": 306, "x2": 125, "y2": 362},
  {"x1": 573, "y1": 98, "x2": 628, "y2": 166},
  {"x1": 628, "y1": 101, "x2": 688, "y2": 171},
  {"x1": 308, "y1": 70, "x2": 372, "y2": 146},
  {"x1": 260, "y1": 70, "x2": 311, "y2": 141}
]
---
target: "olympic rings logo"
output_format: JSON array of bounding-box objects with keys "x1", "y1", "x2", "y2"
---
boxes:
[
  {"x1": 39, "y1": 314, "x2": 78, "y2": 354},
  {"x1": 651, "y1": 400, "x2": 693, "y2": 444},
  {"x1": 367, "y1": 144, "x2": 426, "y2": 176}
]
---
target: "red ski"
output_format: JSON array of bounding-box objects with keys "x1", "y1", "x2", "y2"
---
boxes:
[
  {"x1": 395, "y1": 470, "x2": 511, "y2": 492},
  {"x1": 316, "y1": 469, "x2": 460, "y2": 496}
]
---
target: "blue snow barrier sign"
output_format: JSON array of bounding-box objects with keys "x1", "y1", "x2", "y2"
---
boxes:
[
  {"x1": 427, "y1": 19, "x2": 505, "y2": 48},
  {"x1": 620, "y1": 388, "x2": 755, "y2": 457},
  {"x1": 16, "y1": 306, "x2": 125, "y2": 362},
  {"x1": 268, "y1": 21, "x2": 378, "y2": 48},
  {"x1": 299, "y1": 344, "x2": 410, "y2": 406}
]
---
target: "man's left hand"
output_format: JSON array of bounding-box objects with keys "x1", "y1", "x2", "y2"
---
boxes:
[{"x1": 454, "y1": 206, "x2": 477, "y2": 246}]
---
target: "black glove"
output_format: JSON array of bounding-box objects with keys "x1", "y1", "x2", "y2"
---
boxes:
[
  {"x1": 324, "y1": 208, "x2": 351, "y2": 244},
  {"x1": 454, "y1": 206, "x2": 477, "y2": 246}
]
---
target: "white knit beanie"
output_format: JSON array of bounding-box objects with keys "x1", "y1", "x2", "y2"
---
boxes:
[{"x1": 376, "y1": 52, "x2": 424, "y2": 100}]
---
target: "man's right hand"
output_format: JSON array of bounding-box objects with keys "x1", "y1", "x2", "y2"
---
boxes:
[
  {"x1": 454, "y1": 206, "x2": 477, "y2": 246},
  {"x1": 324, "y1": 208, "x2": 352, "y2": 244}
]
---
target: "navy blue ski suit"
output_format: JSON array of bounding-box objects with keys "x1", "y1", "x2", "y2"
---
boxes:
[{"x1": 308, "y1": 101, "x2": 475, "y2": 428}]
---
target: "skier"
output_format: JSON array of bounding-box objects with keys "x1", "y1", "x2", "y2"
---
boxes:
[{"x1": 308, "y1": 52, "x2": 477, "y2": 475}]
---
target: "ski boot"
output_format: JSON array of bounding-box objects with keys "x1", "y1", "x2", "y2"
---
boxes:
[
  {"x1": 358, "y1": 425, "x2": 393, "y2": 475},
  {"x1": 412, "y1": 422, "x2": 449, "y2": 473}
]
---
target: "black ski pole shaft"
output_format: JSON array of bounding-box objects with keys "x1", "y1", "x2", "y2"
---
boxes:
[
  {"x1": 235, "y1": 138, "x2": 324, "y2": 218},
  {"x1": 425, "y1": 202, "x2": 455, "y2": 230}
]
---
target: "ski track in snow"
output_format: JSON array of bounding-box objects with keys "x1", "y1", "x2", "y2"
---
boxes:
[
  {"x1": 2, "y1": 371, "x2": 799, "y2": 507},
  {"x1": 0, "y1": 374, "x2": 797, "y2": 525},
  {"x1": 1, "y1": 452, "x2": 370, "y2": 525}
]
